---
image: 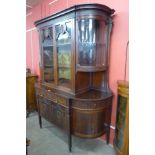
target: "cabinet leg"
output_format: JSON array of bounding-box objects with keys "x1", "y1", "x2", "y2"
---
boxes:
[
  {"x1": 68, "y1": 133, "x2": 72, "y2": 152},
  {"x1": 106, "y1": 127, "x2": 110, "y2": 144},
  {"x1": 39, "y1": 115, "x2": 42, "y2": 128},
  {"x1": 26, "y1": 111, "x2": 30, "y2": 118},
  {"x1": 26, "y1": 146, "x2": 28, "y2": 155}
]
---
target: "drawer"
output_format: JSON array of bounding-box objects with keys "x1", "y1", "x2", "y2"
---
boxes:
[
  {"x1": 72, "y1": 98, "x2": 112, "y2": 110},
  {"x1": 36, "y1": 88, "x2": 56, "y2": 102},
  {"x1": 44, "y1": 89, "x2": 56, "y2": 102},
  {"x1": 57, "y1": 96, "x2": 67, "y2": 107}
]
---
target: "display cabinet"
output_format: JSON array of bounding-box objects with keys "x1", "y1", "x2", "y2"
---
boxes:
[
  {"x1": 35, "y1": 4, "x2": 115, "y2": 152},
  {"x1": 114, "y1": 81, "x2": 129, "y2": 155}
]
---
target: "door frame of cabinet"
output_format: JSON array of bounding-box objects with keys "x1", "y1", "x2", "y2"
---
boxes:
[
  {"x1": 53, "y1": 18, "x2": 75, "y2": 94},
  {"x1": 38, "y1": 18, "x2": 76, "y2": 94},
  {"x1": 38, "y1": 25, "x2": 55, "y2": 87}
]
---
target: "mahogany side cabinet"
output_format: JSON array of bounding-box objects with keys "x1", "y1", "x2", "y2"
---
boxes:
[{"x1": 34, "y1": 3, "x2": 115, "y2": 152}]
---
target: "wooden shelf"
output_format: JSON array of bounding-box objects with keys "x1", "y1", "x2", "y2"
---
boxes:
[
  {"x1": 44, "y1": 65, "x2": 54, "y2": 67},
  {"x1": 78, "y1": 42, "x2": 105, "y2": 47},
  {"x1": 44, "y1": 70, "x2": 54, "y2": 73},
  {"x1": 76, "y1": 65, "x2": 107, "y2": 72},
  {"x1": 57, "y1": 43, "x2": 71, "y2": 47},
  {"x1": 58, "y1": 65, "x2": 70, "y2": 68},
  {"x1": 58, "y1": 79, "x2": 71, "y2": 88},
  {"x1": 42, "y1": 44, "x2": 53, "y2": 48}
]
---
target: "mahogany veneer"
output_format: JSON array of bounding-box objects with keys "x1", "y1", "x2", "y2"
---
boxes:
[{"x1": 34, "y1": 3, "x2": 115, "y2": 152}]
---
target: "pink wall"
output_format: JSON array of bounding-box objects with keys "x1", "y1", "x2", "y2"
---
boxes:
[{"x1": 26, "y1": 0, "x2": 129, "y2": 145}]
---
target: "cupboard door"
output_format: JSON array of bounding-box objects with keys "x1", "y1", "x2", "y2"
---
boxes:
[
  {"x1": 38, "y1": 96, "x2": 53, "y2": 121},
  {"x1": 40, "y1": 26, "x2": 55, "y2": 84},
  {"x1": 76, "y1": 17, "x2": 108, "y2": 71},
  {"x1": 52, "y1": 103, "x2": 67, "y2": 129},
  {"x1": 55, "y1": 20, "x2": 73, "y2": 89}
]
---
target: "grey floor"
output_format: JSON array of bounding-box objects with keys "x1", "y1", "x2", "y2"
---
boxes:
[{"x1": 26, "y1": 112, "x2": 116, "y2": 155}]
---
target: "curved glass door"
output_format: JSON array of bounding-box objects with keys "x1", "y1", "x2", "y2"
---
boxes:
[
  {"x1": 77, "y1": 18, "x2": 107, "y2": 70},
  {"x1": 55, "y1": 21, "x2": 72, "y2": 88},
  {"x1": 41, "y1": 26, "x2": 54, "y2": 83}
]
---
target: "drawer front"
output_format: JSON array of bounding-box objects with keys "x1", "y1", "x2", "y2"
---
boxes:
[
  {"x1": 44, "y1": 89, "x2": 56, "y2": 102},
  {"x1": 36, "y1": 88, "x2": 56, "y2": 102},
  {"x1": 57, "y1": 96, "x2": 67, "y2": 107},
  {"x1": 72, "y1": 98, "x2": 112, "y2": 110}
]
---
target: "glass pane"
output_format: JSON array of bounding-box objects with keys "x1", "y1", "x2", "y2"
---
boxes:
[
  {"x1": 77, "y1": 18, "x2": 106, "y2": 66},
  {"x1": 56, "y1": 21, "x2": 72, "y2": 88},
  {"x1": 42, "y1": 28, "x2": 53, "y2": 46},
  {"x1": 118, "y1": 95, "x2": 127, "y2": 114},
  {"x1": 41, "y1": 27, "x2": 54, "y2": 83},
  {"x1": 115, "y1": 128, "x2": 124, "y2": 150},
  {"x1": 116, "y1": 112, "x2": 126, "y2": 131}
]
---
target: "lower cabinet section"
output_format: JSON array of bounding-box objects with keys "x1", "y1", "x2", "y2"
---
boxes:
[
  {"x1": 35, "y1": 86, "x2": 113, "y2": 152},
  {"x1": 71, "y1": 98, "x2": 112, "y2": 138}
]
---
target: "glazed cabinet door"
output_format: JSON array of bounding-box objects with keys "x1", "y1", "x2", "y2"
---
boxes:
[
  {"x1": 39, "y1": 26, "x2": 55, "y2": 84},
  {"x1": 54, "y1": 19, "x2": 75, "y2": 90},
  {"x1": 76, "y1": 16, "x2": 109, "y2": 72}
]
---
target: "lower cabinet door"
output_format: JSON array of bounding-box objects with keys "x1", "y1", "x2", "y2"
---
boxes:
[
  {"x1": 38, "y1": 96, "x2": 68, "y2": 130},
  {"x1": 53, "y1": 104, "x2": 67, "y2": 130},
  {"x1": 38, "y1": 96, "x2": 53, "y2": 121}
]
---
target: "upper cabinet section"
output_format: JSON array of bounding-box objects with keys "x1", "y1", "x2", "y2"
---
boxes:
[{"x1": 35, "y1": 4, "x2": 115, "y2": 91}]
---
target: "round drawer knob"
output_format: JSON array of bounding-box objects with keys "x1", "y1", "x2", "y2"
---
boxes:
[{"x1": 48, "y1": 89, "x2": 51, "y2": 92}]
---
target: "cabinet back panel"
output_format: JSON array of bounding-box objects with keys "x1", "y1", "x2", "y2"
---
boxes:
[
  {"x1": 92, "y1": 72, "x2": 105, "y2": 89},
  {"x1": 75, "y1": 72, "x2": 90, "y2": 93}
]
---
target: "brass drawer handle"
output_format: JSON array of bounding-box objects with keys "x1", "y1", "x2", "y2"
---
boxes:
[{"x1": 47, "y1": 89, "x2": 51, "y2": 92}]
